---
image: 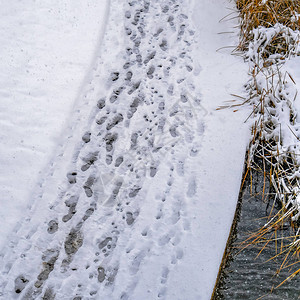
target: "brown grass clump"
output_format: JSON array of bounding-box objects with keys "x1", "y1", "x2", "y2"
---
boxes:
[
  {"x1": 237, "y1": 0, "x2": 300, "y2": 50},
  {"x1": 232, "y1": 0, "x2": 300, "y2": 292}
]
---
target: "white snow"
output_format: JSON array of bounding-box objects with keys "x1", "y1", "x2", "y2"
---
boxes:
[
  {"x1": 0, "y1": 0, "x2": 109, "y2": 248},
  {"x1": 166, "y1": 1, "x2": 251, "y2": 298},
  {"x1": 0, "y1": 0, "x2": 251, "y2": 299},
  {"x1": 285, "y1": 56, "x2": 300, "y2": 113}
]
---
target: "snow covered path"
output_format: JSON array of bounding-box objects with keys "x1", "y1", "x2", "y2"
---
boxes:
[{"x1": 0, "y1": 0, "x2": 250, "y2": 299}]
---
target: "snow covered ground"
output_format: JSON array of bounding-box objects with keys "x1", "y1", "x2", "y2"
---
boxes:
[
  {"x1": 0, "y1": 0, "x2": 109, "y2": 249},
  {"x1": 0, "y1": 0, "x2": 251, "y2": 299}
]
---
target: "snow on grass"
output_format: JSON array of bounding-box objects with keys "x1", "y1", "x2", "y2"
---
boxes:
[{"x1": 233, "y1": 0, "x2": 300, "y2": 286}]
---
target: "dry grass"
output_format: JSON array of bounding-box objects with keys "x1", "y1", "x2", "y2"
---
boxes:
[
  {"x1": 237, "y1": 0, "x2": 300, "y2": 50},
  {"x1": 235, "y1": 0, "x2": 300, "y2": 291}
]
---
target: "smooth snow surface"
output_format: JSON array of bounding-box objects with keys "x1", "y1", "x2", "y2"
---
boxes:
[
  {"x1": 0, "y1": 0, "x2": 250, "y2": 299},
  {"x1": 0, "y1": 0, "x2": 109, "y2": 249}
]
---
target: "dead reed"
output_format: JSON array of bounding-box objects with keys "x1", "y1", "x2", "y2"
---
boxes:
[
  {"x1": 237, "y1": 0, "x2": 300, "y2": 51},
  {"x1": 235, "y1": 0, "x2": 300, "y2": 291}
]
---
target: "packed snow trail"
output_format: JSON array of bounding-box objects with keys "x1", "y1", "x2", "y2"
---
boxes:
[
  {"x1": 0, "y1": 0, "x2": 252, "y2": 298},
  {"x1": 0, "y1": 0, "x2": 205, "y2": 299}
]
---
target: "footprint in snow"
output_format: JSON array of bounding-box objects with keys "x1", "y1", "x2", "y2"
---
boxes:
[{"x1": 187, "y1": 178, "x2": 197, "y2": 197}]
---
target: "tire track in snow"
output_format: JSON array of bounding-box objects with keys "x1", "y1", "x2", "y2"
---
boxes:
[{"x1": 0, "y1": 0, "x2": 204, "y2": 299}]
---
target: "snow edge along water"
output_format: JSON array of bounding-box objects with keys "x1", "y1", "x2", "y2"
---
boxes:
[{"x1": 0, "y1": 0, "x2": 252, "y2": 299}]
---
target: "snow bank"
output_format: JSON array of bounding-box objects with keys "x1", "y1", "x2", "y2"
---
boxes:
[
  {"x1": 0, "y1": 0, "x2": 252, "y2": 299},
  {"x1": 164, "y1": 0, "x2": 251, "y2": 298},
  {"x1": 0, "y1": 0, "x2": 108, "y2": 248}
]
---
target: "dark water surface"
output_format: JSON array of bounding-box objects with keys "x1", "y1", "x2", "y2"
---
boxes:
[{"x1": 214, "y1": 171, "x2": 300, "y2": 300}]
